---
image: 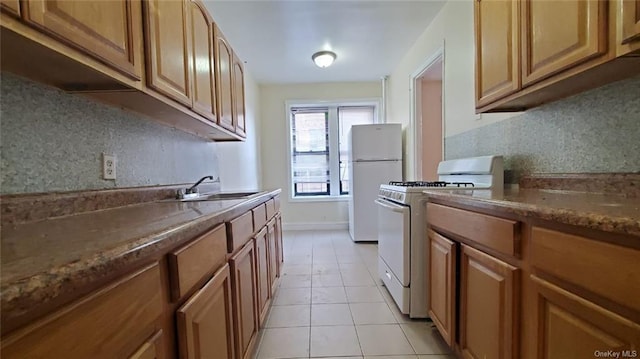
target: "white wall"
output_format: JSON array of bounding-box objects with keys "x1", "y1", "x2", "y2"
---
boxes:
[
  {"x1": 258, "y1": 82, "x2": 382, "y2": 229},
  {"x1": 217, "y1": 71, "x2": 262, "y2": 191},
  {"x1": 387, "y1": 0, "x2": 516, "y2": 180}
]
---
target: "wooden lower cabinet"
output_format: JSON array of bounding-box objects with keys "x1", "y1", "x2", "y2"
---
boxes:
[
  {"x1": 428, "y1": 229, "x2": 457, "y2": 346},
  {"x1": 530, "y1": 275, "x2": 640, "y2": 359},
  {"x1": 254, "y1": 227, "x2": 271, "y2": 326},
  {"x1": 229, "y1": 240, "x2": 259, "y2": 359},
  {"x1": 129, "y1": 330, "x2": 164, "y2": 359},
  {"x1": 177, "y1": 264, "x2": 235, "y2": 359},
  {"x1": 1, "y1": 263, "x2": 164, "y2": 359},
  {"x1": 276, "y1": 214, "x2": 284, "y2": 267},
  {"x1": 460, "y1": 244, "x2": 519, "y2": 359},
  {"x1": 267, "y1": 219, "x2": 279, "y2": 296}
]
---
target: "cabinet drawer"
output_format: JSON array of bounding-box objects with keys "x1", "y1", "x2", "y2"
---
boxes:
[
  {"x1": 426, "y1": 203, "x2": 519, "y2": 257},
  {"x1": 227, "y1": 211, "x2": 254, "y2": 254},
  {"x1": 168, "y1": 223, "x2": 227, "y2": 300},
  {"x1": 265, "y1": 199, "x2": 276, "y2": 220},
  {"x1": 531, "y1": 227, "x2": 640, "y2": 312},
  {"x1": 1, "y1": 263, "x2": 163, "y2": 358},
  {"x1": 252, "y1": 203, "x2": 267, "y2": 231}
]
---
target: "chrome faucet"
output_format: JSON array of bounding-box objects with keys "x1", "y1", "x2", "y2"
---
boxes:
[
  {"x1": 186, "y1": 175, "x2": 214, "y2": 194},
  {"x1": 177, "y1": 175, "x2": 215, "y2": 199}
]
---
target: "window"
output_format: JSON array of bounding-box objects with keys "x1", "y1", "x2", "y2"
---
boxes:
[{"x1": 288, "y1": 102, "x2": 378, "y2": 199}]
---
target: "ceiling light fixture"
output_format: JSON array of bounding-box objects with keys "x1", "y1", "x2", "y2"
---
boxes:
[{"x1": 312, "y1": 51, "x2": 337, "y2": 68}]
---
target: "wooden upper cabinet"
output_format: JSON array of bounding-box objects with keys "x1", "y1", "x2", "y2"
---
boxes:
[
  {"x1": 475, "y1": 0, "x2": 520, "y2": 107},
  {"x1": 143, "y1": 0, "x2": 192, "y2": 106},
  {"x1": 189, "y1": 0, "x2": 216, "y2": 121},
  {"x1": 177, "y1": 264, "x2": 235, "y2": 359},
  {"x1": 459, "y1": 244, "x2": 519, "y2": 359},
  {"x1": 521, "y1": 0, "x2": 608, "y2": 87},
  {"x1": 22, "y1": 0, "x2": 142, "y2": 79},
  {"x1": 232, "y1": 52, "x2": 246, "y2": 137},
  {"x1": 1, "y1": 0, "x2": 20, "y2": 17},
  {"x1": 214, "y1": 25, "x2": 235, "y2": 132},
  {"x1": 617, "y1": 0, "x2": 640, "y2": 55}
]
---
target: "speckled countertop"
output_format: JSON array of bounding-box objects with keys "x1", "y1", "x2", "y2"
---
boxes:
[
  {"x1": 0, "y1": 189, "x2": 280, "y2": 328},
  {"x1": 422, "y1": 188, "x2": 640, "y2": 238}
]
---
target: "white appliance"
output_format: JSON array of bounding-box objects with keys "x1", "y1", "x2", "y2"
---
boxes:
[
  {"x1": 348, "y1": 124, "x2": 402, "y2": 242},
  {"x1": 376, "y1": 155, "x2": 503, "y2": 318}
]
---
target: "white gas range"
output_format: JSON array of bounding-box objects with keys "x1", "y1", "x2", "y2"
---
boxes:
[{"x1": 375, "y1": 155, "x2": 504, "y2": 318}]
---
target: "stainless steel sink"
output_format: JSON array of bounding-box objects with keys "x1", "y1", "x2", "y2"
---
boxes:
[{"x1": 177, "y1": 191, "x2": 261, "y2": 202}]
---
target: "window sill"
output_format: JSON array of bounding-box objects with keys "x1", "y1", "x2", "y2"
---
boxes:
[{"x1": 289, "y1": 195, "x2": 350, "y2": 203}]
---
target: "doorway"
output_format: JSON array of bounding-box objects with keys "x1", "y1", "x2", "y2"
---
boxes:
[{"x1": 411, "y1": 49, "x2": 444, "y2": 181}]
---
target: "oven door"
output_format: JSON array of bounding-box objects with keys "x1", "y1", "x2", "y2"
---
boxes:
[{"x1": 375, "y1": 198, "x2": 410, "y2": 286}]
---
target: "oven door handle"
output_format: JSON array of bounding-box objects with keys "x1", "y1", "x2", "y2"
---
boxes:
[{"x1": 374, "y1": 199, "x2": 407, "y2": 213}]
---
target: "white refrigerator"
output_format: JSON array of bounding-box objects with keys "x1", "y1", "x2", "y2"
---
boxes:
[{"x1": 348, "y1": 124, "x2": 402, "y2": 242}]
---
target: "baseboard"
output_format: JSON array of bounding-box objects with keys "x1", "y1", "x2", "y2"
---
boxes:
[{"x1": 282, "y1": 222, "x2": 349, "y2": 231}]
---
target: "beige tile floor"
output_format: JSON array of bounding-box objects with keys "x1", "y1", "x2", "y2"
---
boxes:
[{"x1": 253, "y1": 229, "x2": 456, "y2": 359}]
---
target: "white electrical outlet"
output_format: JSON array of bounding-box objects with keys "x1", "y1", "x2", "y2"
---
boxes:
[{"x1": 102, "y1": 154, "x2": 117, "y2": 180}]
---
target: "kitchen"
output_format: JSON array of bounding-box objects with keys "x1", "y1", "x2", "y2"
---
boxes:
[{"x1": 1, "y1": 0, "x2": 639, "y2": 359}]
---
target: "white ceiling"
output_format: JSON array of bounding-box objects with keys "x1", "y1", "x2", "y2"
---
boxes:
[{"x1": 204, "y1": 1, "x2": 446, "y2": 84}]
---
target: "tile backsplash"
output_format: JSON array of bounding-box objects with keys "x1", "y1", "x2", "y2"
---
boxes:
[
  {"x1": 1, "y1": 72, "x2": 219, "y2": 194},
  {"x1": 445, "y1": 75, "x2": 640, "y2": 183}
]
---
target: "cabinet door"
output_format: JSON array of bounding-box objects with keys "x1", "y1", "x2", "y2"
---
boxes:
[
  {"x1": 530, "y1": 275, "x2": 640, "y2": 359},
  {"x1": 23, "y1": 0, "x2": 142, "y2": 79},
  {"x1": 522, "y1": 0, "x2": 608, "y2": 86},
  {"x1": 276, "y1": 214, "x2": 284, "y2": 269},
  {"x1": 177, "y1": 264, "x2": 235, "y2": 359},
  {"x1": 189, "y1": 0, "x2": 216, "y2": 121},
  {"x1": 267, "y1": 220, "x2": 279, "y2": 296},
  {"x1": 460, "y1": 245, "x2": 519, "y2": 359},
  {"x1": 214, "y1": 25, "x2": 235, "y2": 132},
  {"x1": 428, "y1": 230, "x2": 457, "y2": 347},
  {"x1": 143, "y1": 0, "x2": 192, "y2": 106},
  {"x1": 1, "y1": 0, "x2": 20, "y2": 17},
  {"x1": 254, "y1": 227, "x2": 271, "y2": 326},
  {"x1": 232, "y1": 52, "x2": 246, "y2": 137},
  {"x1": 618, "y1": 0, "x2": 640, "y2": 54},
  {"x1": 229, "y1": 241, "x2": 258, "y2": 359},
  {"x1": 475, "y1": 0, "x2": 520, "y2": 107}
]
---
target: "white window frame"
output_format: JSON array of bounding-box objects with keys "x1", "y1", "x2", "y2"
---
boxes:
[{"x1": 285, "y1": 99, "x2": 381, "y2": 202}]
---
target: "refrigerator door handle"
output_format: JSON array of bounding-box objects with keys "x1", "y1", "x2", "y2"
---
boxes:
[{"x1": 374, "y1": 199, "x2": 406, "y2": 213}]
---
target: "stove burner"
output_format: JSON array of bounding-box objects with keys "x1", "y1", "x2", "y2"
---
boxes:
[{"x1": 388, "y1": 181, "x2": 476, "y2": 188}]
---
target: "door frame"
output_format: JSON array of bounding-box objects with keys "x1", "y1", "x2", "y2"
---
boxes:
[{"x1": 409, "y1": 45, "x2": 445, "y2": 181}]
